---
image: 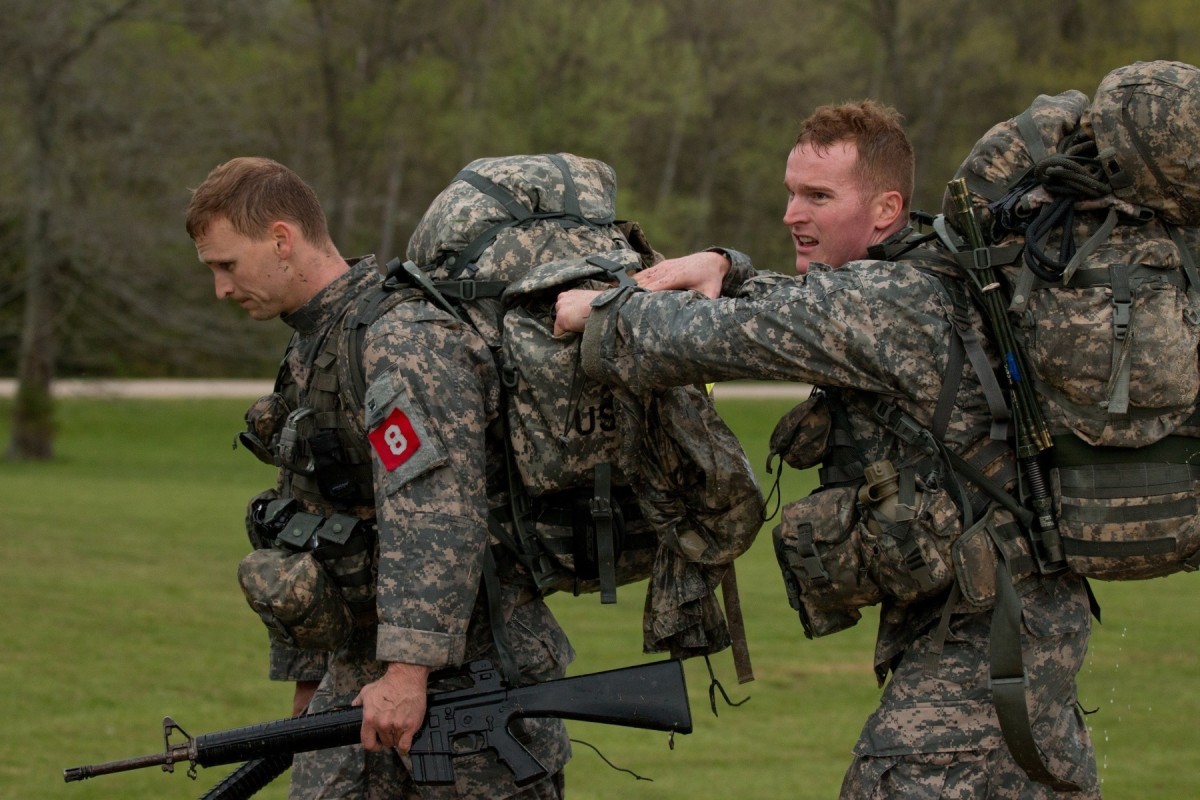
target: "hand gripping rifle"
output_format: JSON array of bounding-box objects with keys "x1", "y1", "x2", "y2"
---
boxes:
[{"x1": 64, "y1": 659, "x2": 692, "y2": 793}]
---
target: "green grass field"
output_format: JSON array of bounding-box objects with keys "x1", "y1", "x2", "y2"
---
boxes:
[{"x1": 1, "y1": 395, "x2": 1197, "y2": 799}]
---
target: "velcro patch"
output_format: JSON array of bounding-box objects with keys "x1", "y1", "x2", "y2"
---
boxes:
[{"x1": 368, "y1": 407, "x2": 422, "y2": 471}]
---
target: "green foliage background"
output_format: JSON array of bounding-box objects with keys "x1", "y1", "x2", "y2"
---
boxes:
[
  {"x1": 2, "y1": 0, "x2": 1200, "y2": 378},
  {"x1": 1, "y1": 395, "x2": 1197, "y2": 799}
]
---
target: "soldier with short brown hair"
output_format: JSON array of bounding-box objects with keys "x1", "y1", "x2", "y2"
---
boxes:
[
  {"x1": 188, "y1": 156, "x2": 573, "y2": 799},
  {"x1": 556, "y1": 101, "x2": 1099, "y2": 798}
]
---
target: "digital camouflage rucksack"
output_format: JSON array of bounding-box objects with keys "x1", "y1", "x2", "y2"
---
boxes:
[
  {"x1": 930, "y1": 59, "x2": 1200, "y2": 790},
  {"x1": 398, "y1": 153, "x2": 763, "y2": 670},
  {"x1": 945, "y1": 62, "x2": 1200, "y2": 582}
]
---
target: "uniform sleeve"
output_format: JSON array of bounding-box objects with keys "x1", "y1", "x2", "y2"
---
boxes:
[
  {"x1": 358, "y1": 303, "x2": 497, "y2": 669},
  {"x1": 704, "y1": 246, "x2": 758, "y2": 295},
  {"x1": 581, "y1": 260, "x2": 955, "y2": 406},
  {"x1": 581, "y1": 265, "x2": 888, "y2": 393}
]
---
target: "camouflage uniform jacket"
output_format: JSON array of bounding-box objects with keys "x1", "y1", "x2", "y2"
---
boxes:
[
  {"x1": 263, "y1": 258, "x2": 574, "y2": 782},
  {"x1": 581, "y1": 248, "x2": 1037, "y2": 678}
]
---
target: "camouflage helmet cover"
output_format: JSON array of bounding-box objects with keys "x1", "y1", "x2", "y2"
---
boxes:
[{"x1": 1083, "y1": 59, "x2": 1200, "y2": 225}]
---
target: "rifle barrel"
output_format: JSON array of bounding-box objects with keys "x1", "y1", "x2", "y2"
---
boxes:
[{"x1": 63, "y1": 746, "x2": 188, "y2": 782}]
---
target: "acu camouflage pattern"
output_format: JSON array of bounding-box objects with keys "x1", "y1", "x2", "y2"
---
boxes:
[
  {"x1": 580, "y1": 248, "x2": 1098, "y2": 794},
  {"x1": 615, "y1": 380, "x2": 764, "y2": 655},
  {"x1": 500, "y1": 249, "x2": 647, "y2": 494},
  {"x1": 237, "y1": 547, "x2": 355, "y2": 652},
  {"x1": 767, "y1": 389, "x2": 832, "y2": 471},
  {"x1": 948, "y1": 85, "x2": 1200, "y2": 446},
  {"x1": 1084, "y1": 60, "x2": 1200, "y2": 226},
  {"x1": 949, "y1": 75, "x2": 1200, "y2": 582},
  {"x1": 244, "y1": 259, "x2": 572, "y2": 799},
  {"x1": 406, "y1": 155, "x2": 658, "y2": 495},
  {"x1": 944, "y1": 89, "x2": 1091, "y2": 233},
  {"x1": 1013, "y1": 215, "x2": 1200, "y2": 447},
  {"x1": 407, "y1": 152, "x2": 621, "y2": 271},
  {"x1": 407, "y1": 154, "x2": 763, "y2": 658},
  {"x1": 841, "y1": 575, "x2": 1097, "y2": 799},
  {"x1": 407, "y1": 153, "x2": 638, "y2": 347}
]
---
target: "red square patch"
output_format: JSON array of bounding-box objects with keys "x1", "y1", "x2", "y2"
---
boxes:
[{"x1": 368, "y1": 407, "x2": 422, "y2": 471}]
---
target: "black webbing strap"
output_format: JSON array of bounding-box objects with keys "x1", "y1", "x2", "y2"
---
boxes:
[
  {"x1": 446, "y1": 157, "x2": 615, "y2": 280},
  {"x1": 588, "y1": 463, "x2": 619, "y2": 604},
  {"x1": 585, "y1": 254, "x2": 639, "y2": 290},
  {"x1": 960, "y1": 108, "x2": 1046, "y2": 203},
  {"x1": 1052, "y1": 433, "x2": 1200, "y2": 467},
  {"x1": 481, "y1": 544, "x2": 523, "y2": 687},
  {"x1": 818, "y1": 389, "x2": 867, "y2": 487},
  {"x1": 989, "y1": 555, "x2": 1081, "y2": 792},
  {"x1": 455, "y1": 168, "x2": 534, "y2": 222},
  {"x1": 428, "y1": 279, "x2": 508, "y2": 302},
  {"x1": 939, "y1": 272, "x2": 1011, "y2": 442}
]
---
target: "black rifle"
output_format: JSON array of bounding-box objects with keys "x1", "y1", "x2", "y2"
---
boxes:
[{"x1": 64, "y1": 659, "x2": 692, "y2": 792}]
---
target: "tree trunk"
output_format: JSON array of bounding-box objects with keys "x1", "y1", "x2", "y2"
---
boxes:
[
  {"x1": 7, "y1": 213, "x2": 56, "y2": 461},
  {"x1": 7, "y1": 77, "x2": 58, "y2": 461}
]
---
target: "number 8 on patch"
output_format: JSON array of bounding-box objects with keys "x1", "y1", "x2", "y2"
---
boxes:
[{"x1": 369, "y1": 407, "x2": 422, "y2": 471}]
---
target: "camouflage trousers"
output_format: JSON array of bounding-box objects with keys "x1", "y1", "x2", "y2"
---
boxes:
[
  {"x1": 842, "y1": 574, "x2": 1100, "y2": 799},
  {"x1": 290, "y1": 601, "x2": 574, "y2": 799},
  {"x1": 290, "y1": 748, "x2": 564, "y2": 800}
]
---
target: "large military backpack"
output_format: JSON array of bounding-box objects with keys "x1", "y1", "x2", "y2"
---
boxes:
[
  {"x1": 396, "y1": 153, "x2": 763, "y2": 671},
  {"x1": 945, "y1": 61, "x2": 1200, "y2": 583},
  {"x1": 931, "y1": 60, "x2": 1200, "y2": 790}
]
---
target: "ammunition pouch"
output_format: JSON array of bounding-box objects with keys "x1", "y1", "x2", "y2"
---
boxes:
[
  {"x1": 951, "y1": 503, "x2": 1039, "y2": 608},
  {"x1": 773, "y1": 474, "x2": 963, "y2": 638},
  {"x1": 772, "y1": 485, "x2": 880, "y2": 639},
  {"x1": 240, "y1": 501, "x2": 379, "y2": 650},
  {"x1": 237, "y1": 548, "x2": 354, "y2": 651},
  {"x1": 857, "y1": 464, "x2": 961, "y2": 606}
]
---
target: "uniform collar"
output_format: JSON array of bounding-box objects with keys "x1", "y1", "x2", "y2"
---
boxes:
[{"x1": 282, "y1": 255, "x2": 379, "y2": 334}]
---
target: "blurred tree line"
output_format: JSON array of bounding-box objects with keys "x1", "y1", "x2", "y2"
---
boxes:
[{"x1": 2, "y1": 0, "x2": 1197, "y2": 458}]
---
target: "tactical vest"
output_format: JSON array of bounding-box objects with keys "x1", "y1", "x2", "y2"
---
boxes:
[{"x1": 240, "y1": 262, "x2": 422, "y2": 628}]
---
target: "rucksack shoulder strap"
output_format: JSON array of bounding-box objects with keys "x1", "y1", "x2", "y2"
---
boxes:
[{"x1": 446, "y1": 156, "x2": 617, "y2": 279}]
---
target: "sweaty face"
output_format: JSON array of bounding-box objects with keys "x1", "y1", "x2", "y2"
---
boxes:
[
  {"x1": 783, "y1": 141, "x2": 889, "y2": 274},
  {"x1": 195, "y1": 217, "x2": 298, "y2": 321}
]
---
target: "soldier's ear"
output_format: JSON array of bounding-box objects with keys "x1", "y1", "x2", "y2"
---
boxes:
[
  {"x1": 269, "y1": 220, "x2": 296, "y2": 260},
  {"x1": 874, "y1": 190, "x2": 904, "y2": 231}
]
